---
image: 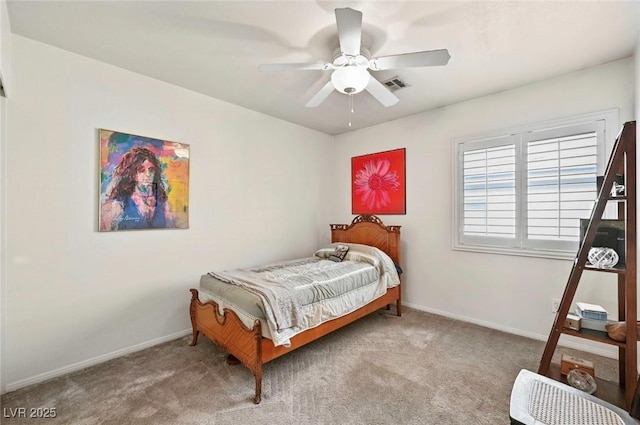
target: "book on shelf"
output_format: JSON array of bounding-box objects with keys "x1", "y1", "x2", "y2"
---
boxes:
[
  {"x1": 576, "y1": 302, "x2": 608, "y2": 321},
  {"x1": 575, "y1": 309, "x2": 609, "y2": 332}
]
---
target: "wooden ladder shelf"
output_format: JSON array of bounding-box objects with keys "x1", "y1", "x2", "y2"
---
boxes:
[{"x1": 538, "y1": 120, "x2": 637, "y2": 411}]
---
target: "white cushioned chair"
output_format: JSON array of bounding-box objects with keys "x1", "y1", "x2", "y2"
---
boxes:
[{"x1": 510, "y1": 369, "x2": 639, "y2": 425}]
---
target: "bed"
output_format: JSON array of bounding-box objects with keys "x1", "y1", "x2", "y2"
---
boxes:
[{"x1": 189, "y1": 214, "x2": 402, "y2": 404}]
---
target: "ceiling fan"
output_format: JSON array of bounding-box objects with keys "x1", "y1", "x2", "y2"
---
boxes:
[{"x1": 258, "y1": 7, "x2": 451, "y2": 108}]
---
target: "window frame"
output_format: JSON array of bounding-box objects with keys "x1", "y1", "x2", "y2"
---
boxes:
[{"x1": 452, "y1": 109, "x2": 619, "y2": 260}]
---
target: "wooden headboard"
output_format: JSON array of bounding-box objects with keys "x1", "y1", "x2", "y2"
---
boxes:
[{"x1": 330, "y1": 215, "x2": 401, "y2": 264}]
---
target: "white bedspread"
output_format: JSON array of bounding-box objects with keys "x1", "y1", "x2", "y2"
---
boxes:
[{"x1": 206, "y1": 243, "x2": 400, "y2": 346}]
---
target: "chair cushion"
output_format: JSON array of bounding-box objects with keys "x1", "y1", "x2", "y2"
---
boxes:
[{"x1": 509, "y1": 369, "x2": 637, "y2": 425}]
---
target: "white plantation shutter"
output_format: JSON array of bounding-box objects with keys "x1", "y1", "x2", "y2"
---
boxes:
[
  {"x1": 453, "y1": 110, "x2": 615, "y2": 259},
  {"x1": 524, "y1": 123, "x2": 598, "y2": 252},
  {"x1": 460, "y1": 135, "x2": 518, "y2": 247}
]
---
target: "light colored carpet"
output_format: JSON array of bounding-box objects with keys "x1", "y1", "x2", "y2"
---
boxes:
[{"x1": 0, "y1": 307, "x2": 617, "y2": 424}]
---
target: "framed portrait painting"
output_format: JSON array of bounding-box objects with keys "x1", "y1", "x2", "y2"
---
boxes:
[
  {"x1": 352, "y1": 148, "x2": 406, "y2": 215},
  {"x1": 99, "y1": 129, "x2": 190, "y2": 231}
]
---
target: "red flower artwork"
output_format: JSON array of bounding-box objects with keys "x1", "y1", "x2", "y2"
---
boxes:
[{"x1": 352, "y1": 148, "x2": 405, "y2": 214}]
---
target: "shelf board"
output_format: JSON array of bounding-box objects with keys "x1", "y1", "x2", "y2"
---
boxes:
[
  {"x1": 607, "y1": 196, "x2": 627, "y2": 202},
  {"x1": 584, "y1": 264, "x2": 626, "y2": 274},
  {"x1": 561, "y1": 327, "x2": 624, "y2": 347},
  {"x1": 545, "y1": 363, "x2": 626, "y2": 410}
]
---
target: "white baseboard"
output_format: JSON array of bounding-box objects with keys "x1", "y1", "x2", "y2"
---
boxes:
[
  {"x1": 2, "y1": 304, "x2": 625, "y2": 394},
  {"x1": 403, "y1": 302, "x2": 618, "y2": 359},
  {"x1": 3, "y1": 329, "x2": 192, "y2": 394}
]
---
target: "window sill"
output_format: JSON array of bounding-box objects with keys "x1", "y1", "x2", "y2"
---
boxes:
[{"x1": 452, "y1": 243, "x2": 575, "y2": 261}]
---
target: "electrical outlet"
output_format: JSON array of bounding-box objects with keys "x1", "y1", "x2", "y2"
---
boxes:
[{"x1": 551, "y1": 298, "x2": 561, "y2": 313}]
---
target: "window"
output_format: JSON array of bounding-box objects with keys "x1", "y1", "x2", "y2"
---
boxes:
[{"x1": 453, "y1": 110, "x2": 618, "y2": 259}]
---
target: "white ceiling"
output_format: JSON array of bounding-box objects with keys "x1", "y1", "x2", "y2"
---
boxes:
[{"x1": 6, "y1": 1, "x2": 640, "y2": 136}]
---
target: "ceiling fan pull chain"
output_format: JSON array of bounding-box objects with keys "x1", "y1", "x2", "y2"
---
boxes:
[{"x1": 348, "y1": 94, "x2": 353, "y2": 127}]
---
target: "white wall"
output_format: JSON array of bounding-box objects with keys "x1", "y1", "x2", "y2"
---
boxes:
[
  {"x1": 3, "y1": 29, "x2": 637, "y2": 392},
  {"x1": 0, "y1": 0, "x2": 9, "y2": 95},
  {"x1": 332, "y1": 58, "x2": 635, "y2": 356},
  {"x1": 0, "y1": 0, "x2": 10, "y2": 395},
  {"x1": 4, "y1": 35, "x2": 333, "y2": 389},
  {"x1": 637, "y1": 33, "x2": 640, "y2": 159}
]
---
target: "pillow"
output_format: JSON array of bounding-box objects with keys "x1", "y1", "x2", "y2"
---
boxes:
[
  {"x1": 315, "y1": 243, "x2": 381, "y2": 267},
  {"x1": 328, "y1": 244, "x2": 349, "y2": 262},
  {"x1": 314, "y1": 242, "x2": 400, "y2": 288}
]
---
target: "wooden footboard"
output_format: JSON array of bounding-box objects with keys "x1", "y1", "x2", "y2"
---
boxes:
[
  {"x1": 189, "y1": 285, "x2": 401, "y2": 404},
  {"x1": 189, "y1": 289, "x2": 264, "y2": 403}
]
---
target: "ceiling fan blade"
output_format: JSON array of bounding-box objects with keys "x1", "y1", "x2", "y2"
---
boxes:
[
  {"x1": 259, "y1": 63, "x2": 334, "y2": 72},
  {"x1": 335, "y1": 7, "x2": 362, "y2": 57},
  {"x1": 365, "y1": 77, "x2": 399, "y2": 107},
  {"x1": 305, "y1": 81, "x2": 335, "y2": 107},
  {"x1": 369, "y1": 49, "x2": 451, "y2": 71}
]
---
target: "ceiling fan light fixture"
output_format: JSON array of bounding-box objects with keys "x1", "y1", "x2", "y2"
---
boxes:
[{"x1": 331, "y1": 66, "x2": 370, "y2": 94}]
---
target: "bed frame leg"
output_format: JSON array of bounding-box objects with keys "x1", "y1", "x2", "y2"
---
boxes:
[
  {"x1": 396, "y1": 285, "x2": 402, "y2": 317},
  {"x1": 254, "y1": 366, "x2": 262, "y2": 404},
  {"x1": 189, "y1": 289, "x2": 200, "y2": 345},
  {"x1": 190, "y1": 330, "x2": 199, "y2": 346}
]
